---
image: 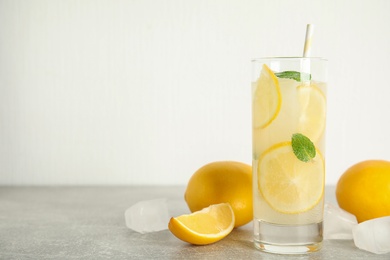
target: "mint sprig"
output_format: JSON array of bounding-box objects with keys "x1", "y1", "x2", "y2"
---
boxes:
[
  {"x1": 291, "y1": 133, "x2": 316, "y2": 162},
  {"x1": 275, "y1": 71, "x2": 311, "y2": 82}
]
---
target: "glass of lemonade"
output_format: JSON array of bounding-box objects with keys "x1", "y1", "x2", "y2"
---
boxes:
[{"x1": 252, "y1": 57, "x2": 327, "y2": 254}]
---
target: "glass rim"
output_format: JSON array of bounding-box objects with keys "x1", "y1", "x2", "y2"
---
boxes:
[{"x1": 251, "y1": 57, "x2": 327, "y2": 62}]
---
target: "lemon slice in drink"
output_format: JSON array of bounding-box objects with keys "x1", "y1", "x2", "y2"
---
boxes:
[
  {"x1": 253, "y1": 64, "x2": 281, "y2": 129},
  {"x1": 298, "y1": 83, "x2": 326, "y2": 142},
  {"x1": 258, "y1": 142, "x2": 325, "y2": 214},
  {"x1": 168, "y1": 203, "x2": 235, "y2": 245}
]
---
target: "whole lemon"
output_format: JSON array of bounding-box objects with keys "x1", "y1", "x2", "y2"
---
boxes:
[
  {"x1": 185, "y1": 161, "x2": 252, "y2": 227},
  {"x1": 336, "y1": 160, "x2": 390, "y2": 223}
]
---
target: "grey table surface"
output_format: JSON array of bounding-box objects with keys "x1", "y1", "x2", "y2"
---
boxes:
[{"x1": 0, "y1": 185, "x2": 388, "y2": 260}]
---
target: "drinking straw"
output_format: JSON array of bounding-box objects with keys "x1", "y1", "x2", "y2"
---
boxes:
[{"x1": 303, "y1": 24, "x2": 314, "y2": 57}]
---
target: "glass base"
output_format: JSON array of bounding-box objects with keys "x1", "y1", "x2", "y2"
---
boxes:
[{"x1": 253, "y1": 220, "x2": 323, "y2": 255}]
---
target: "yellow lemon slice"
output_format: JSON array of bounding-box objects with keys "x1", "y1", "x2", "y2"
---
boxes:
[
  {"x1": 298, "y1": 83, "x2": 326, "y2": 142},
  {"x1": 168, "y1": 203, "x2": 235, "y2": 245},
  {"x1": 258, "y1": 142, "x2": 325, "y2": 214},
  {"x1": 253, "y1": 64, "x2": 281, "y2": 129}
]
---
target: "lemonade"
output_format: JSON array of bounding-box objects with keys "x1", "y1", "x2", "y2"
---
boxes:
[{"x1": 252, "y1": 58, "x2": 327, "y2": 254}]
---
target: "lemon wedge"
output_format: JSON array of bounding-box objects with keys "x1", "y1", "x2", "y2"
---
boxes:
[
  {"x1": 258, "y1": 142, "x2": 325, "y2": 214},
  {"x1": 253, "y1": 64, "x2": 281, "y2": 129},
  {"x1": 297, "y1": 83, "x2": 326, "y2": 142},
  {"x1": 168, "y1": 203, "x2": 235, "y2": 245}
]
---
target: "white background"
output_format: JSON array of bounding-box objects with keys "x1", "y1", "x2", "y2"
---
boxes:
[{"x1": 1, "y1": 0, "x2": 390, "y2": 186}]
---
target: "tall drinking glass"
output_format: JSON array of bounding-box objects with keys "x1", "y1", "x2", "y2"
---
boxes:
[{"x1": 252, "y1": 57, "x2": 327, "y2": 254}]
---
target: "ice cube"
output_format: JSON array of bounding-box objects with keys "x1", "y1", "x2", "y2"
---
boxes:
[
  {"x1": 323, "y1": 203, "x2": 358, "y2": 240},
  {"x1": 124, "y1": 198, "x2": 170, "y2": 234},
  {"x1": 352, "y1": 216, "x2": 390, "y2": 254}
]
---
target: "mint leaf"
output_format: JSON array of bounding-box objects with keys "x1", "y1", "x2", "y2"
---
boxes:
[
  {"x1": 291, "y1": 133, "x2": 316, "y2": 162},
  {"x1": 275, "y1": 71, "x2": 311, "y2": 82}
]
